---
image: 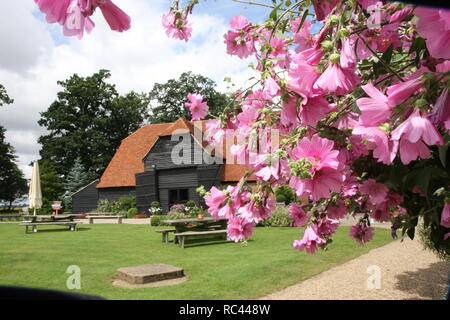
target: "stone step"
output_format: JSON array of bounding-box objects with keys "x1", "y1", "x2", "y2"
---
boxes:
[{"x1": 116, "y1": 264, "x2": 184, "y2": 285}]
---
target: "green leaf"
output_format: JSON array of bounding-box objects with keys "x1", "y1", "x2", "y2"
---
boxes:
[
  {"x1": 270, "y1": 3, "x2": 283, "y2": 21},
  {"x1": 439, "y1": 145, "x2": 448, "y2": 168}
]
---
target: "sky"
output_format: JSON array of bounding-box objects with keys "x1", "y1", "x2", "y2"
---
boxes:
[{"x1": 0, "y1": 0, "x2": 273, "y2": 179}]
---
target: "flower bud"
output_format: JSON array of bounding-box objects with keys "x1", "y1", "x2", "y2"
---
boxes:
[{"x1": 329, "y1": 53, "x2": 341, "y2": 64}]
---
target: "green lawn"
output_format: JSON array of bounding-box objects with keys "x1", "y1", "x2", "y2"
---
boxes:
[{"x1": 0, "y1": 223, "x2": 392, "y2": 300}]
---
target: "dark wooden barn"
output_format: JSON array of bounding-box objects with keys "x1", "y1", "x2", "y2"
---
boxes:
[{"x1": 72, "y1": 119, "x2": 252, "y2": 214}]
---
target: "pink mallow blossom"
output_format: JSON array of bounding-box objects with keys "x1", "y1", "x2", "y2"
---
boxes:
[
  {"x1": 386, "y1": 78, "x2": 423, "y2": 106},
  {"x1": 349, "y1": 223, "x2": 374, "y2": 245},
  {"x1": 360, "y1": 179, "x2": 389, "y2": 205},
  {"x1": 315, "y1": 217, "x2": 340, "y2": 237},
  {"x1": 289, "y1": 203, "x2": 310, "y2": 227},
  {"x1": 227, "y1": 216, "x2": 254, "y2": 242},
  {"x1": 356, "y1": 82, "x2": 392, "y2": 126},
  {"x1": 441, "y1": 203, "x2": 450, "y2": 228},
  {"x1": 292, "y1": 226, "x2": 326, "y2": 254},
  {"x1": 185, "y1": 94, "x2": 208, "y2": 121},
  {"x1": 289, "y1": 136, "x2": 343, "y2": 202},
  {"x1": 314, "y1": 62, "x2": 360, "y2": 96},
  {"x1": 35, "y1": 0, "x2": 130, "y2": 39},
  {"x1": 415, "y1": 7, "x2": 450, "y2": 59},
  {"x1": 430, "y1": 89, "x2": 450, "y2": 127},
  {"x1": 162, "y1": 11, "x2": 192, "y2": 42},
  {"x1": 391, "y1": 110, "x2": 444, "y2": 164},
  {"x1": 327, "y1": 200, "x2": 348, "y2": 219}
]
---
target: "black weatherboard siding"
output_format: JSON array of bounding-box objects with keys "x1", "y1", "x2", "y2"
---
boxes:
[{"x1": 71, "y1": 180, "x2": 99, "y2": 214}]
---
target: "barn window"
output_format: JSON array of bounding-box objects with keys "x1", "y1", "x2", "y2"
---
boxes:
[{"x1": 169, "y1": 188, "x2": 189, "y2": 205}]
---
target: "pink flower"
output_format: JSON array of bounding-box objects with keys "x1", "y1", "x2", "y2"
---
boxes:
[
  {"x1": 290, "y1": 167, "x2": 343, "y2": 202},
  {"x1": 312, "y1": 0, "x2": 338, "y2": 21},
  {"x1": 224, "y1": 16, "x2": 255, "y2": 59},
  {"x1": 356, "y1": 82, "x2": 392, "y2": 126},
  {"x1": 289, "y1": 136, "x2": 343, "y2": 201},
  {"x1": 444, "y1": 233, "x2": 450, "y2": 240},
  {"x1": 368, "y1": 202, "x2": 392, "y2": 222},
  {"x1": 390, "y1": 7, "x2": 413, "y2": 23},
  {"x1": 430, "y1": 89, "x2": 450, "y2": 127},
  {"x1": 415, "y1": 7, "x2": 450, "y2": 59},
  {"x1": 291, "y1": 18, "x2": 314, "y2": 52},
  {"x1": 204, "y1": 186, "x2": 227, "y2": 219},
  {"x1": 264, "y1": 77, "x2": 280, "y2": 98},
  {"x1": 289, "y1": 203, "x2": 309, "y2": 227},
  {"x1": 227, "y1": 216, "x2": 254, "y2": 242},
  {"x1": 229, "y1": 15, "x2": 251, "y2": 31},
  {"x1": 341, "y1": 38, "x2": 356, "y2": 70},
  {"x1": 34, "y1": 0, "x2": 72, "y2": 24},
  {"x1": 238, "y1": 197, "x2": 274, "y2": 223},
  {"x1": 352, "y1": 126, "x2": 398, "y2": 165},
  {"x1": 387, "y1": 78, "x2": 423, "y2": 106},
  {"x1": 290, "y1": 135, "x2": 340, "y2": 171},
  {"x1": 300, "y1": 97, "x2": 332, "y2": 127},
  {"x1": 349, "y1": 223, "x2": 374, "y2": 245},
  {"x1": 327, "y1": 200, "x2": 348, "y2": 219},
  {"x1": 288, "y1": 57, "x2": 321, "y2": 98},
  {"x1": 185, "y1": 94, "x2": 208, "y2": 121},
  {"x1": 94, "y1": 0, "x2": 131, "y2": 33},
  {"x1": 441, "y1": 203, "x2": 450, "y2": 228},
  {"x1": 446, "y1": 119, "x2": 450, "y2": 130},
  {"x1": 218, "y1": 204, "x2": 236, "y2": 219},
  {"x1": 315, "y1": 217, "x2": 340, "y2": 237},
  {"x1": 204, "y1": 119, "x2": 225, "y2": 146},
  {"x1": 292, "y1": 226, "x2": 326, "y2": 254},
  {"x1": 314, "y1": 63, "x2": 360, "y2": 95},
  {"x1": 162, "y1": 11, "x2": 192, "y2": 42},
  {"x1": 360, "y1": 179, "x2": 389, "y2": 205},
  {"x1": 391, "y1": 110, "x2": 444, "y2": 164}
]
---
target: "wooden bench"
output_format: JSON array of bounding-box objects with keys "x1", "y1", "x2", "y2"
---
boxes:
[
  {"x1": 155, "y1": 229, "x2": 176, "y2": 243},
  {"x1": 174, "y1": 230, "x2": 228, "y2": 248},
  {"x1": 20, "y1": 221, "x2": 78, "y2": 233},
  {"x1": 86, "y1": 215, "x2": 123, "y2": 224}
]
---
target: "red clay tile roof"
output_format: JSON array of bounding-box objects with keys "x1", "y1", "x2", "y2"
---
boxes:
[{"x1": 97, "y1": 119, "x2": 254, "y2": 188}]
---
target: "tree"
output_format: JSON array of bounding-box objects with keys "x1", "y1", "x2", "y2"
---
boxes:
[
  {"x1": 38, "y1": 160, "x2": 64, "y2": 215},
  {"x1": 63, "y1": 157, "x2": 89, "y2": 209},
  {"x1": 0, "y1": 84, "x2": 13, "y2": 107},
  {"x1": 38, "y1": 69, "x2": 149, "y2": 179},
  {"x1": 0, "y1": 87, "x2": 25, "y2": 210},
  {"x1": 148, "y1": 71, "x2": 230, "y2": 124}
]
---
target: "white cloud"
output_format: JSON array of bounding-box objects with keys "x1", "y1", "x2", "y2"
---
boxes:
[{"x1": 0, "y1": 0, "x2": 255, "y2": 179}]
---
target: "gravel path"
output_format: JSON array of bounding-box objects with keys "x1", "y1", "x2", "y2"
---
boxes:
[{"x1": 260, "y1": 236, "x2": 449, "y2": 300}]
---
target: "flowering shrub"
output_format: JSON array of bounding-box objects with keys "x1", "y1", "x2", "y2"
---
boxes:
[
  {"x1": 170, "y1": 204, "x2": 188, "y2": 213},
  {"x1": 149, "y1": 201, "x2": 162, "y2": 215},
  {"x1": 174, "y1": 1, "x2": 450, "y2": 256}
]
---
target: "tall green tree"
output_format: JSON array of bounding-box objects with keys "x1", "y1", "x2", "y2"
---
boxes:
[
  {"x1": 0, "y1": 88, "x2": 26, "y2": 210},
  {"x1": 63, "y1": 157, "x2": 89, "y2": 209},
  {"x1": 38, "y1": 160, "x2": 64, "y2": 214},
  {"x1": 38, "y1": 70, "x2": 149, "y2": 179},
  {"x1": 148, "y1": 71, "x2": 230, "y2": 123}
]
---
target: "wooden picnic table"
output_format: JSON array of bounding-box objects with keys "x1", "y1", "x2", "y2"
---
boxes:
[
  {"x1": 21, "y1": 215, "x2": 80, "y2": 233},
  {"x1": 159, "y1": 217, "x2": 228, "y2": 248}
]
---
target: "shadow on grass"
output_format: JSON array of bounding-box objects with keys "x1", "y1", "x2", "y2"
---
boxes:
[
  {"x1": 395, "y1": 261, "x2": 450, "y2": 300},
  {"x1": 165, "y1": 237, "x2": 255, "y2": 249}
]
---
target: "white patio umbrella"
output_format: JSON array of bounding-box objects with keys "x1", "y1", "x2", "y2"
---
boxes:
[{"x1": 28, "y1": 161, "x2": 42, "y2": 216}]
